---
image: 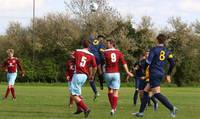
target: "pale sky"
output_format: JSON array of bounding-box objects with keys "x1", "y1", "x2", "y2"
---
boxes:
[{"x1": 0, "y1": 0, "x2": 200, "y2": 34}]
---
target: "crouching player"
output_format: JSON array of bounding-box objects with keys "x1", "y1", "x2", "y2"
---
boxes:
[
  {"x1": 2, "y1": 49, "x2": 25, "y2": 100},
  {"x1": 133, "y1": 34, "x2": 177, "y2": 118},
  {"x1": 65, "y1": 51, "x2": 75, "y2": 108},
  {"x1": 104, "y1": 39, "x2": 133, "y2": 116},
  {"x1": 70, "y1": 39, "x2": 97, "y2": 118}
]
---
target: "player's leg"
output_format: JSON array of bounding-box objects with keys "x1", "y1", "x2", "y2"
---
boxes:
[
  {"x1": 88, "y1": 67, "x2": 98, "y2": 100},
  {"x1": 68, "y1": 82, "x2": 74, "y2": 108},
  {"x1": 10, "y1": 73, "x2": 17, "y2": 100},
  {"x1": 152, "y1": 86, "x2": 177, "y2": 117},
  {"x1": 110, "y1": 73, "x2": 120, "y2": 116},
  {"x1": 107, "y1": 87, "x2": 113, "y2": 108},
  {"x1": 149, "y1": 91, "x2": 158, "y2": 111},
  {"x1": 71, "y1": 74, "x2": 90, "y2": 118},
  {"x1": 133, "y1": 83, "x2": 151, "y2": 117},
  {"x1": 104, "y1": 73, "x2": 113, "y2": 108},
  {"x1": 4, "y1": 73, "x2": 17, "y2": 100},
  {"x1": 133, "y1": 77, "x2": 140, "y2": 105},
  {"x1": 97, "y1": 64, "x2": 104, "y2": 90}
]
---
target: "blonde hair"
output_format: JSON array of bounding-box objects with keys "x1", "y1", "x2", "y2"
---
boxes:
[{"x1": 7, "y1": 48, "x2": 14, "y2": 54}]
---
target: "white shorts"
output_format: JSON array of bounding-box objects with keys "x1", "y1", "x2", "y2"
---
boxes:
[
  {"x1": 7, "y1": 73, "x2": 17, "y2": 85},
  {"x1": 104, "y1": 73, "x2": 120, "y2": 89}
]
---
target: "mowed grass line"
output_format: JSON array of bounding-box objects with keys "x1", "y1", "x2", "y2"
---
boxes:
[{"x1": 0, "y1": 84, "x2": 199, "y2": 119}]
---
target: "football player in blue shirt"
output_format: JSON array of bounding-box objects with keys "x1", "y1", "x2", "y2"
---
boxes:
[
  {"x1": 133, "y1": 34, "x2": 177, "y2": 118},
  {"x1": 89, "y1": 34, "x2": 105, "y2": 101}
]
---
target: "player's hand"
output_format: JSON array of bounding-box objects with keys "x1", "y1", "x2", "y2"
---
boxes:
[
  {"x1": 165, "y1": 75, "x2": 171, "y2": 83},
  {"x1": 127, "y1": 72, "x2": 134, "y2": 77},
  {"x1": 66, "y1": 76, "x2": 70, "y2": 81},
  {"x1": 141, "y1": 76, "x2": 146, "y2": 80},
  {"x1": 21, "y1": 72, "x2": 25, "y2": 77}
]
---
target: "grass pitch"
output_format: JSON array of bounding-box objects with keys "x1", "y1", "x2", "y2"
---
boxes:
[{"x1": 0, "y1": 84, "x2": 199, "y2": 119}]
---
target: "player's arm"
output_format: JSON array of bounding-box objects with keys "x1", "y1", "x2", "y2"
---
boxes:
[
  {"x1": 16, "y1": 58, "x2": 25, "y2": 77},
  {"x1": 89, "y1": 56, "x2": 97, "y2": 80},
  {"x1": 166, "y1": 53, "x2": 175, "y2": 83},
  {"x1": 120, "y1": 53, "x2": 133, "y2": 77},
  {"x1": 65, "y1": 61, "x2": 70, "y2": 82}
]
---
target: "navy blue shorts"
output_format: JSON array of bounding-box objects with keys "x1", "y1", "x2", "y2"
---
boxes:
[
  {"x1": 135, "y1": 77, "x2": 140, "y2": 89},
  {"x1": 149, "y1": 75, "x2": 163, "y2": 88},
  {"x1": 139, "y1": 80, "x2": 147, "y2": 90},
  {"x1": 95, "y1": 56, "x2": 104, "y2": 65}
]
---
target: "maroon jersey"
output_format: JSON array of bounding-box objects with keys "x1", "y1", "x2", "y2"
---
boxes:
[
  {"x1": 74, "y1": 49, "x2": 97, "y2": 76},
  {"x1": 65, "y1": 58, "x2": 75, "y2": 82},
  {"x1": 3, "y1": 57, "x2": 24, "y2": 73},
  {"x1": 104, "y1": 48, "x2": 126, "y2": 73}
]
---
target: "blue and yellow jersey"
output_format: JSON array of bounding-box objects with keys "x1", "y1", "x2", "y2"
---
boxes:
[
  {"x1": 146, "y1": 46, "x2": 174, "y2": 77},
  {"x1": 89, "y1": 39, "x2": 105, "y2": 59}
]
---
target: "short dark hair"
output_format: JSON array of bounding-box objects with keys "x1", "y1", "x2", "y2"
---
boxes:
[
  {"x1": 156, "y1": 34, "x2": 167, "y2": 44},
  {"x1": 82, "y1": 39, "x2": 90, "y2": 48},
  {"x1": 97, "y1": 35, "x2": 105, "y2": 39},
  {"x1": 106, "y1": 39, "x2": 115, "y2": 46}
]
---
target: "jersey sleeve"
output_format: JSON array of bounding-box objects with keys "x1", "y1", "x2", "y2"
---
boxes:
[
  {"x1": 65, "y1": 61, "x2": 70, "y2": 77},
  {"x1": 16, "y1": 58, "x2": 25, "y2": 73},
  {"x1": 120, "y1": 52, "x2": 126, "y2": 65},
  {"x1": 146, "y1": 48, "x2": 155, "y2": 65}
]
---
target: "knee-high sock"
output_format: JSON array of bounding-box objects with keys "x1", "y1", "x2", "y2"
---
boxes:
[
  {"x1": 112, "y1": 96, "x2": 118, "y2": 110},
  {"x1": 11, "y1": 87, "x2": 16, "y2": 99},
  {"x1": 99, "y1": 74, "x2": 104, "y2": 89},
  {"x1": 108, "y1": 93, "x2": 113, "y2": 107},
  {"x1": 89, "y1": 80, "x2": 97, "y2": 94},
  {"x1": 139, "y1": 91, "x2": 149, "y2": 113},
  {"x1": 133, "y1": 90, "x2": 138, "y2": 105},
  {"x1": 5, "y1": 86, "x2": 11, "y2": 98},
  {"x1": 154, "y1": 93, "x2": 173, "y2": 111},
  {"x1": 150, "y1": 96, "x2": 157, "y2": 105},
  {"x1": 77, "y1": 100, "x2": 89, "y2": 111}
]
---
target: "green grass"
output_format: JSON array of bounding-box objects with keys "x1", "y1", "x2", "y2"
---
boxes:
[{"x1": 0, "y1": 84, "x2": 199, "y2": 119}]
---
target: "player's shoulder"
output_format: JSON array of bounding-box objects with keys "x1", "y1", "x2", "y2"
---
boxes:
[
  {"x1": 104, "y1": 48, "x2": 120, "y2": 53},
  {"x1": 76, "y1": 49, "x2": 94, "y2": 56}
]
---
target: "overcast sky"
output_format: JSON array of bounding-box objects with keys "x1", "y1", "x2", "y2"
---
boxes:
[{"x1": 0, "y1": 0, "x2": 200, "y2": 34}]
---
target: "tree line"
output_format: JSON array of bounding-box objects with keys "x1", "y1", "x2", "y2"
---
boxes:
[{"x1": 0, "y1": 0, "x2": 199, "y2": 86}]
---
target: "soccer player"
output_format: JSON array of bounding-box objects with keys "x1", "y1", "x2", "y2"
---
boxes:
[
  {"x1": 65, "y1": 51, "x2": 75, "y2": 108},
  {"x1": 133, "y1": 34, "x2": 177, "y2": 118},
  {"x1": 139, "y1": 52, "x2": 158, "y2": 110},
  {"x1": 89, "y1": 34, "x2": 105, "y2": 100},
  {"x1": 2, "y1": 49, "x2": 25, "y2": 100},
  {"x1": 103, "y1": 39, "x2": 133, "y2": 116},
  {"x1": 70, "y1": 39, "x2": 97, "y2": 118}
]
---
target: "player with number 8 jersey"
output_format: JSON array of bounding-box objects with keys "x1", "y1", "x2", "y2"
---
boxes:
[{"x1": 103, "y1": 39, "x2": 133, "y2": 116}]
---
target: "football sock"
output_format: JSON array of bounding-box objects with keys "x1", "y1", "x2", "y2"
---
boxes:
[
  {"x1": 112, "y1": 96, "x2": 118, "y2": 110},
  {"x1": 151, "y1": 96, "x2": 158, "y2": 105},
  {"x1": 148, "y1": 95, "x2": 151, "y2": 106},
  {"x1": 11, "y1": 87, "x2": 16, "y2": 99},
  {"x1": 133, "y1": 90, "x2": 138, "y2": 105},
  {"x1": 154, "y1": 93, "x2": 173, "y2": 111},
  {"x1": 5, "y1": 86, "x2": 11, "y2": 98},
  {"x1": 108, "y1": 93, "x2": 113, "y2": 107},
  {"x1": 99, "y1": 74, "x2": 104, "y2": 89},
  {"x1": 76, "y1": 102, "x2": 82, "y2": 111},
  {"x1": 89, "y1": 80, "x2": 97, "y2": 94},
  {"x1": 139, "y1": 91, "x2": 149, "y2": 113},
  {"x1": 77, "y1": 100, "x2": 89, "y2": 111}
]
